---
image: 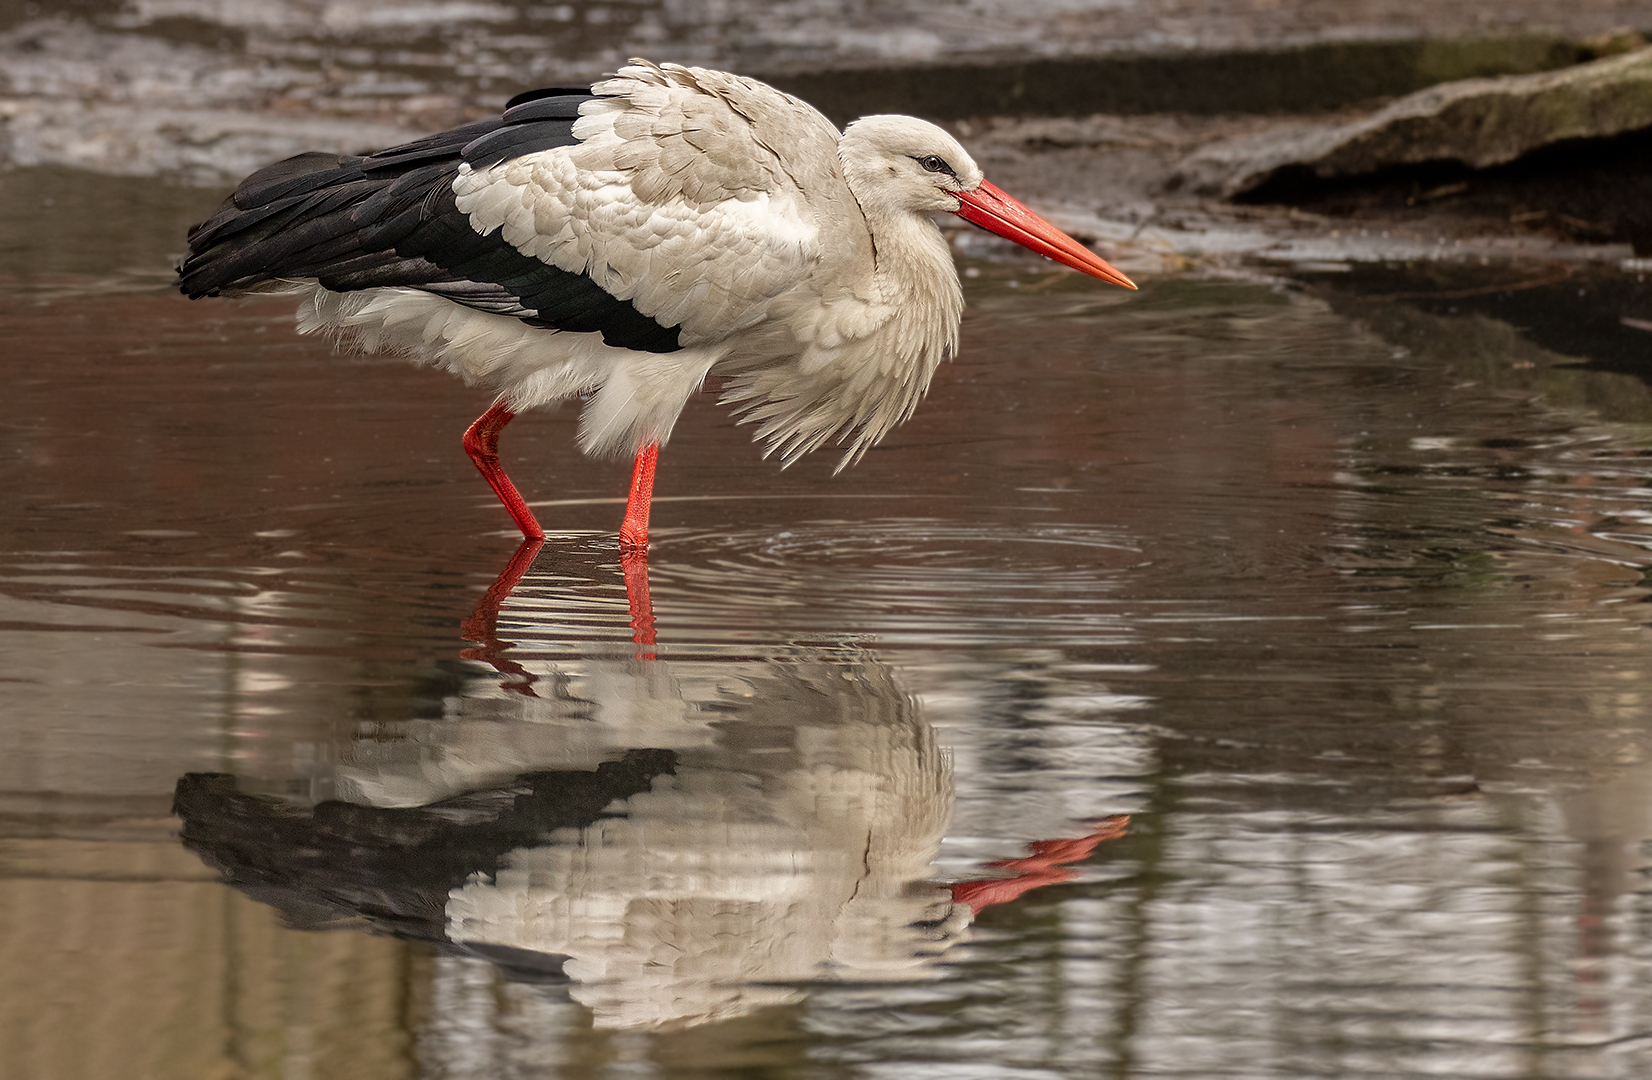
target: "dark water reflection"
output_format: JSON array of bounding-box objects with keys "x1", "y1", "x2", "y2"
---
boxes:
[{"x1": 4, "y1": 262, "x2": 1652, "y2": 1076}]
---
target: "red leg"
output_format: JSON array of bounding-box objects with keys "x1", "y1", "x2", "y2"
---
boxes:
[
  {"x1": 462, "y1": 402, "x2": 545, "y2": 540},
  {"x1": 618, "y1": 444, "x2": 658, "y2": 655},
  {"x1": 619, "y1": 443, "x2": 658, "y2": 552}
]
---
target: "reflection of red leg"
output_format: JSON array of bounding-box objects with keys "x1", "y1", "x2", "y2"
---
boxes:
[
  {"x1": 623, "y1": 548, "x2": 656, "y2": 659},
  {"x1": 949, "y1": 816, "x2": 1130, "y2": 914},
  {"x1": 459, "y1": 537, "x2": 544, "y2": 696},
  {"x1": 619, "y1": 443, "x2": 658, "y2": 552},
  {"x1": 462, "y1": 402, "x2": 545, "y2": 540}
]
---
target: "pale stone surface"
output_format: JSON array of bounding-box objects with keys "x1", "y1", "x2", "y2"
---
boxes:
[{"x1": 1175, "y1": 45, "x2": 1652, "y2": 197}]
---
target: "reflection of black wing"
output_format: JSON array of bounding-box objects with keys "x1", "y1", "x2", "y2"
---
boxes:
[
  {"x1": 173, "y1": 748, "x2": 678, "y2": 971},
  {"x1": 176, "y1": 89, "x2": 683, "y2": 353}
]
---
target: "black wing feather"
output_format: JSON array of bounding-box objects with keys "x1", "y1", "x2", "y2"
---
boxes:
[
  {"x1": 229, "y1": 152, "x2": 366, "y2": 209},
  {"x1": 502, "y1": 86, "x2": 593, "y2": 112},
  {"x1": 358, "y1": 120, "x2": 499, "y2": 173},
  {"x1": 499, "y1": 93, "x2": 591, "y2": 124},
  {"x1": 178, "y1": 89, "x2": 684, "y2": 355},
  {"x1": 462, "y1": 121, "x2": 585, "y2": 169}
]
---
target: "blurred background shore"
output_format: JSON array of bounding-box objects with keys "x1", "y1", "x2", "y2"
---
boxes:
[{"x1": 4, "y1": 0, "x2": 1652, "y2": 283}]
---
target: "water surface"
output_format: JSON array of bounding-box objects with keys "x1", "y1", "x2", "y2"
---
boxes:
[{"x1": 4, "y1": 255, "x2": 1652, "y2": 1078}]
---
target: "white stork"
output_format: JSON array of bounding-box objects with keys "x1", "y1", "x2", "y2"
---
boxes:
[{"x1": 179, "y1": 60, "x2": 1135, "y2": 550}]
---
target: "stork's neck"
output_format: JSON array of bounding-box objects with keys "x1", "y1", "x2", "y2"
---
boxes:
[{"x1": 859, "y1": 209, "x2": 964, "y2": 345}]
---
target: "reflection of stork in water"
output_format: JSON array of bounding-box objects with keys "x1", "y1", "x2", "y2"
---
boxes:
[
  {"x1": 175, "y1": 545, "x2": 1129, "y2": 1029},
  {"x1": 176, "y1": 766, "x2": 1126, "y2": 1029}
]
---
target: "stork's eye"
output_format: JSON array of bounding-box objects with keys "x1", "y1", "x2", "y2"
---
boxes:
[{"x1": 915, "y1": 154, "x2": 954, "y2": 176}]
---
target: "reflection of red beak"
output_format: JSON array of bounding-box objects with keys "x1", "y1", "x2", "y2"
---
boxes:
[
  {"x1": 948, "y1": 815, "x2": 1132, "y2": 914},
  {"x1": 953, "y1": 179, "x2": 1137, "y2": 290}
]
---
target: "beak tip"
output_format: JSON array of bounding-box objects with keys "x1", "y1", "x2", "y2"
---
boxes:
[
  {"x1": 1096, "y1": 262, "x2": 1137, "y2": 290},
  {"x1": 1087, "y1": 264, "x2": 1137, "y2": 290}
]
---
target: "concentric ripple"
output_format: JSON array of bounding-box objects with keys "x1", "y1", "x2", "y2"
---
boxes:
[{"x1": 497, "y1": 519, "x2": 1148, "y2": 653}]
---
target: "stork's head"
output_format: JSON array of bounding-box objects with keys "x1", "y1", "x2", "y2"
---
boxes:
[
  {"x1": 840, "y1": 114, "x2": 1135, "y2": 289},
  {"x1": 839, "y1": 115, "x2": 983, "y2": 217}
]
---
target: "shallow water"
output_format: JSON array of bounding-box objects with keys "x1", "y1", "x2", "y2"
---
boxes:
[{"x1": 5, "y1": 248, "x2": 1652, "y2": 1078}]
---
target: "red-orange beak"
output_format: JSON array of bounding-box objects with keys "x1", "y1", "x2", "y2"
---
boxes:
[{"x1": 953, "y1": 179, "x2": 1137, "y2": 290}]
